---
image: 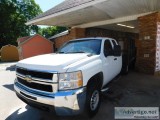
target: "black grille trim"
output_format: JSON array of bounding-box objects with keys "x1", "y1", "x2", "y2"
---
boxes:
[
  {"x1": 16, "y1": 67, "x2": 53, "y2": 80},
  {"x1": 17, "y1": 77, "x2": 53, "y2": 92},
  {"x1": 20, "y1": 91, "x2": 37, "y2": 100}
]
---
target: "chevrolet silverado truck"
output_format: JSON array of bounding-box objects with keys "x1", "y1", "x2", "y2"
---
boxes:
[{"x1": 14, "y1": 37, "x2": 122, "y2": 117}]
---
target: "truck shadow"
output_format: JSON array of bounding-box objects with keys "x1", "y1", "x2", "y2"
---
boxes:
[
  {"x1": 6, "y1": 65, "x2": 16, "y2": 71},
  {"x1": 3, "y1": 84, "x2": 14, "y2": 92},
  {"x1": 5, "y1": 105, "x2": 92, "y2": 120}
]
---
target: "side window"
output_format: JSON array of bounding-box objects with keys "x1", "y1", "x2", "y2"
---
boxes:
[
  {"x1": 103, "y1": 40, "x2": 113, "y2": 57},
  {"x1": 112, "y1": 40, "x2": 117, "y2": 47},
  {"x1": 112, "y1": 40, "x2": 121, "y2": 56}
]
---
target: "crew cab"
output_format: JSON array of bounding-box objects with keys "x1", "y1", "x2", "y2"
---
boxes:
[{"x1": 14, "y1": 37, "x2": 122, "y2": 117}]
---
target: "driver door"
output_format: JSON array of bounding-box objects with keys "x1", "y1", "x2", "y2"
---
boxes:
[{"x1": 102, "y1": 39, "x2": 116, "y2": 86}]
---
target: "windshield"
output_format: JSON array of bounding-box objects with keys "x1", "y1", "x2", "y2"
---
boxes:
[{"x1": 58, "y1": 39, "x2": 102, "y2": 55}]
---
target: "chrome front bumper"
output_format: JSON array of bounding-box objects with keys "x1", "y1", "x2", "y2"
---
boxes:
[{"x1": 14, "y1": 82, "x2": 86, "y2": 116}]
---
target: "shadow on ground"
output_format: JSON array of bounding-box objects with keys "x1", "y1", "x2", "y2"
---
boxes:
[
  {"x1": 5, "y1": 105, "x2": 90, "y2": 120},
  {"x1": 102, "y1": 71, "x2": 160, "y2": 107},
  {"x1": 6, "y1": 65, "x2": 16, "y2": 71},
  {"x1": 3, "y1": 84, "x2": 14, "y2": 92}
]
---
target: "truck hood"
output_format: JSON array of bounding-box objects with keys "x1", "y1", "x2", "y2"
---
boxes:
[{"x1": 16, "y1": 53, "x2": 89, "y2": 73}]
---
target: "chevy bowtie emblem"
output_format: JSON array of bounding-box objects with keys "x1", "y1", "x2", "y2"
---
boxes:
[{"x1": 24, "y1": 75, "x2": 32, "y2": 83}]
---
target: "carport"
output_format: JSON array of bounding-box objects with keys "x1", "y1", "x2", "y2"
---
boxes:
[{"x1": 26, "y1": 0, "x2": 160, "y2": 75}]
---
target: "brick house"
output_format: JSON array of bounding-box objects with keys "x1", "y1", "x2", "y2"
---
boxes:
[
  {"x1": 26, "y1": 0, "x2": 160, "y2": 75},
  {"x1": 17, "y1": 34, "x2": 53, "y2": 60}
]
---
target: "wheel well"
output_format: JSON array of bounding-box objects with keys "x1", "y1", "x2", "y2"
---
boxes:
[{"x1": 87, "y1": 72, "x2": 103, "y2": 89}]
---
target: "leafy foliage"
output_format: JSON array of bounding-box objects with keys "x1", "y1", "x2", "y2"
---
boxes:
[
  {"x1": 0, "y1": 0, "x2": 68, "y2": 49},
  {"x1": 0, "y1": 0, "x2": 42, "y2": 48},
  {"x1": 38, "y1": 26, "x2": 68, "y2": 38}
]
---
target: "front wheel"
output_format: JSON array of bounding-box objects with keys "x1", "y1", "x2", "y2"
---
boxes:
[
  {"x1": 85, "y1": 82, "x2": 101, "y2": 118},
  {"x1": 90, "y1": 90, "x2": 100, "y2": 111}
]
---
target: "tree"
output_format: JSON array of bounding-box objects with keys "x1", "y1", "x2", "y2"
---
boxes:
[
  {"x1": 0, "y1": 0, "x2": 42, "y2": 48},
  {"x1": 39, "y1": 26, "x2": 68, "y2": 38}
]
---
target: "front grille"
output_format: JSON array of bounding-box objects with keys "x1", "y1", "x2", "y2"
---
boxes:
[
  {"x1": 17, "y1": 77, "x2": 53, "y2": 92},
  {"x1": 16, "y1": 67, "x2": 53, "y2": 80}
]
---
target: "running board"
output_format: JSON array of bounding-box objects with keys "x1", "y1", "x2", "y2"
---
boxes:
[{"x1": 101, "y1": 87, "x2": 109, "y2": 92}]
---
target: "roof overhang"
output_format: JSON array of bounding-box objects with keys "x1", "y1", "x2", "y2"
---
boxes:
[
  {"x1": 26, "y1": 0, "x2": 160, "y2": 33},
  {"x1": 26, "y1": 0, "x2": 108, "y2": 25},
  {"x1": 73, "y1": 12, "x2": 153, "y2": 28}
]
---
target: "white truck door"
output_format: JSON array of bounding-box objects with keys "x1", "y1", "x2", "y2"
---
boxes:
[
  {"x1": 111, "y1": 39, "x2": 122, "y2": 76},
  {"x1": 102, "y1": 39, "x2": 116, "y2": 86}
]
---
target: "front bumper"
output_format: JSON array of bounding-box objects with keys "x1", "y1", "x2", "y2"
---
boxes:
[{"x1": 14, "y1": 82, "x2": 86, "y2": 116}]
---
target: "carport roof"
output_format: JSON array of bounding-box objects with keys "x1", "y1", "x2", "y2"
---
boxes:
[{"x1": 26, "y1": 0, "x2": 160, "y2": 33}]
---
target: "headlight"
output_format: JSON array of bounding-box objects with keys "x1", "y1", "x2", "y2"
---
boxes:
[{"x1": 58, "y1": 71, "x2": 83, "y2": 90}]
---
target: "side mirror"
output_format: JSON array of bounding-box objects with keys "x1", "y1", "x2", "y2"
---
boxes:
[{"x1": 114, "y1": 45, "x2": 121, "y2": 56}]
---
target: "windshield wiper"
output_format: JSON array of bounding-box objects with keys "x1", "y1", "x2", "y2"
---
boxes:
[
  {"x1": 57, "y1": 52, "x2": 65, "y2": 54},
  {"x1": 58, "y1": 51, "x2": 89, "y2": 54},
  {"x1": 65, "y1": 51, "x2": 86, "y2": 54}
]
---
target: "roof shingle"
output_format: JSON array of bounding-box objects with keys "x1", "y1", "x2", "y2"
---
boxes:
[{"x1": 29, "y1": 0, "x2": 95, "y2": 22}]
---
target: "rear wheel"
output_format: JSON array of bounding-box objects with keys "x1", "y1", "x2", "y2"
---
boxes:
[{"x1": 86, "y1": 81, "x2": 101, "y2": 118}]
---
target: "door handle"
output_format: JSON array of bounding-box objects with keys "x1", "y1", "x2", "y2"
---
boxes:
[{"x1": 114, "y1": 58, "x2": 117, "y2": 60}]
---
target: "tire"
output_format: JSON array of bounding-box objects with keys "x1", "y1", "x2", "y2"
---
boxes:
[{"x1": 85, "y1": 81, "x2": 101, "y2": 118}]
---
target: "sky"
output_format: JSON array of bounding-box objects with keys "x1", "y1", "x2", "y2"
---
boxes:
[{"x1": 35, "y1": 0, "x2": 65, "y2": 12}]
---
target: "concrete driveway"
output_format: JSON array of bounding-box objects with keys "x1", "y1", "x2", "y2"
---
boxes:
[{"x1": 0, "y1": 62, "x2": 160, "y2": 120}]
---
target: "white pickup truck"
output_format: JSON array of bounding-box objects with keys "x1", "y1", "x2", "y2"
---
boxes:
[{"x1": 14, "y1": 37, "x2": 122, "y2": 117}]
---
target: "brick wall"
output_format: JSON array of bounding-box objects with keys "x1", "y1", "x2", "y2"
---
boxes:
[
  {"x1": 86, "y1": 28, "x2": 137, "y2": 43},
  {"x1": 136, "y1": 12, "x2": 160, "y2": 75},
  {"x1": 86, "y1": 28, "x2": 137, "y2": 41},
  {"x1": 53, "y1": 28, "x2": 85, "y2": 49},
  {"x1": 156, "y1": 13, "x2": 160, "y2": 75},
  {"x1": 54, "y1": 27, "x2": 137, "y2": 51}
]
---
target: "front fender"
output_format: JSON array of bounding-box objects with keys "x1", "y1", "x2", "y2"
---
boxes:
[{"x1": 66, "y1": 55, "x2": 103, "y2": 86}]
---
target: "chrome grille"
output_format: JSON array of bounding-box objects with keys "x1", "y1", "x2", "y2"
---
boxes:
[
  {"x1": 17, "y1": 77, "x2": 53, "y2": 92},
  {"x1": 16, "y1": 67, "x2": 57, "y2": 93}
]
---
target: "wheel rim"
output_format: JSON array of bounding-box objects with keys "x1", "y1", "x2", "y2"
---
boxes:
[{"x1": 90, "y1": 90, "x2": 99, "y2": 111}]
